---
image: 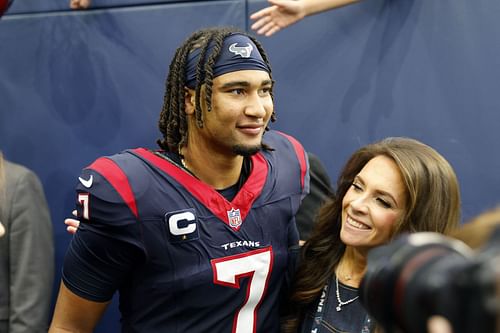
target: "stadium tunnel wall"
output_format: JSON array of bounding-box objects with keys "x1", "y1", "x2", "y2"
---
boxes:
[{"x1": 1, "y1": 0, "x2": 499, "y2": 330}]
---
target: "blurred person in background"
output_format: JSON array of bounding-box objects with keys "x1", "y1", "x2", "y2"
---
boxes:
[{"x1": 0, "y1": 152, "x2": 54, "y2": 333}]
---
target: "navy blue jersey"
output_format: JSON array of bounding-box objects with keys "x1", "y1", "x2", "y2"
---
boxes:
[{"x1": 62, "y1": 130, "x2": 309, "y2": 333}]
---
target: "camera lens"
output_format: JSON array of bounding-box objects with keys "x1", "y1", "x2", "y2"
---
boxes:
[{"x1": 359, "y1": 232, "x2": 473, "y2": 333}]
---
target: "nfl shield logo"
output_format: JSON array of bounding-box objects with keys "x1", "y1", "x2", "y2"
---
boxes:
[{"x1": 227, "y1": 208, "x2": 242, "y2": 229}]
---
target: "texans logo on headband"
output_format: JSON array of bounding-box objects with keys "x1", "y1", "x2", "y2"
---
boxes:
[
  {"x1": 229, "y1": 43, "x2": 253, "y2": 58},
  {"x1": 185, "y1": 33, "x2": 270, "y2": 88}
]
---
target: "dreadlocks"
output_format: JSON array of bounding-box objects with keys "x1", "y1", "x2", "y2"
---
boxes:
[{"x1": 157, "y1": 27, "x2": 276, "y2": 152}]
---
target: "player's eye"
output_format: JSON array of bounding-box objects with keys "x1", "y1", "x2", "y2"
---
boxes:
[
  {"x1": 228, "y1": 88, "x2": 245, "y2": 95},
  {"x1": 259, "y1": 87, "x2": 272, "y2": 95}
]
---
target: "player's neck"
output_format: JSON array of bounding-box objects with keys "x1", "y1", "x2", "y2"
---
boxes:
[{"x1": 180, "y1": 146, "x2": 244, "y2": 190}]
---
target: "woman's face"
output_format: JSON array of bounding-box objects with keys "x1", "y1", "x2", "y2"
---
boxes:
[{"x1": 340, "y1": 155, "x2": 407, "y2": 252}]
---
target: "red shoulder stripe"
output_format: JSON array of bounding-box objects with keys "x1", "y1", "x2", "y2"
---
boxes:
[
  {"x1": 87, "y1": 157, "x2": 139, "y2": 219},
  {"x1": 275, "y1": 131, "x2": 308, "y2": 189}
]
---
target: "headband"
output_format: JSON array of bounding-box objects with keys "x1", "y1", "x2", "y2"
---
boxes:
[{"x1": 185, "y1": 33, "x2": 270, "y2": 89}]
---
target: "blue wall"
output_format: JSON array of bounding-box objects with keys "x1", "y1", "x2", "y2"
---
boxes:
[{"x1": 1, "y1": 0, "x2": 499, "y2": 331}]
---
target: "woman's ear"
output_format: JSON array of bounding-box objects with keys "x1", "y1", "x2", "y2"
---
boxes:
[{"x1": 184, "y1": 88, "x2": 196, "y2": 115}]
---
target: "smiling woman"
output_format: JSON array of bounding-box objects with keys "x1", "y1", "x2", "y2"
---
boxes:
[
  {"x1": 340, "y1": 155, "x2": 407, "y2": 252},
  {"x1": 282, "y1": 137, "x2": 461, "y2": 333}
]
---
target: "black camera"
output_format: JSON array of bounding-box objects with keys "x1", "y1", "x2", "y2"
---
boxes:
[{"x1": 359, "y1": 229, "x2": 500, "y2": 333}]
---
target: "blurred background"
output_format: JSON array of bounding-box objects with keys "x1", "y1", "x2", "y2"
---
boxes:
[{"x1": 1, "y1": 0, "x2": 499, "y2": 330}]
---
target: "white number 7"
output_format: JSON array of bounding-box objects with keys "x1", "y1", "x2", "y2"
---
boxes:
[
  {"x1": 78, "y1": 193, "x2": 89, "y2": 220},
  {"x1": 211, "y1": 247, "x2": 273, "y2": 333}
]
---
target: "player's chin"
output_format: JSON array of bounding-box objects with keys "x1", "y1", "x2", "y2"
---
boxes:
[{"x1": 232, "y1": 143, "x2": 263, "y2": 157}]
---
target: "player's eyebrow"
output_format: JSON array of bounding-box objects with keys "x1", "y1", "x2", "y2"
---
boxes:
[{"x1": 220, "y1": 79, "x2": 273, "y2": 89}]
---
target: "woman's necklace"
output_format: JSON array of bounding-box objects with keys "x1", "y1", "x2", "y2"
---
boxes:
[{"x1": 335, "y1": 275, "x2": 359, "y2": 312}]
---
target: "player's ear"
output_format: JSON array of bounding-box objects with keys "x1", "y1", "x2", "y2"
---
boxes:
[{"x1": 184, "y1": 88, "x2": 196, "y2": 115}]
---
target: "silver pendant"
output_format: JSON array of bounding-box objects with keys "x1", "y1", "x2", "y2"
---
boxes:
[{"x1": 336, "y1": 305, "x2": 341, "y2": 312}]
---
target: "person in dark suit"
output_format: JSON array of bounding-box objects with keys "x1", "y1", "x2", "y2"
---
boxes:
[{"x1": 0, "y1": 153, "x2": 54, "y2": 333}]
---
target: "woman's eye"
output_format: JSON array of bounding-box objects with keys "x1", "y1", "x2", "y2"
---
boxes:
[
  {"x1": 352, "y1": 183, "x2": 362, "y2": 191},
  {"x1": 377, "y1": 198, "x2": 392, "y2": 208}
]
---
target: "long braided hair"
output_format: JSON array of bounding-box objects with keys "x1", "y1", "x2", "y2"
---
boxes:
[{"x1": 157, "y1": 27, "x2": 276, "y2": 152}]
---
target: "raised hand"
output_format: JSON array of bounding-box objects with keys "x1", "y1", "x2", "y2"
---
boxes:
[
  {"x1": 70, "y1": 0, "x2": 91, "y2": 9},
  {"x1": 250, "y1": 0, "x2": 306, "y2": 37}
]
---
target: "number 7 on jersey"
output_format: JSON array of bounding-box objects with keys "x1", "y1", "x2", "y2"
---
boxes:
[{"x1": 211, "y1": 247, "x2": 273, "y2": 333}]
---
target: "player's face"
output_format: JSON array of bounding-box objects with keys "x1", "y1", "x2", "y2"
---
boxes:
[
  {"x1": 193, "y1": 70, "x2": 274, "y2": 157},
  {"x1": 340, "y1": 155, "x2": 407, "y2": 253}
]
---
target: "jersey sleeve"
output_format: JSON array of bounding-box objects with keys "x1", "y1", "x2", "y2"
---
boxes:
[{"x1": 62, "y1": 156, "x2": 146, "y2": 302}]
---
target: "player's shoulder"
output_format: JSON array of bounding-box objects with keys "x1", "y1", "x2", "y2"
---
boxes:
[
  {"x1": 263, "y1": 130, "x2": 303, "y2": 149},
  {"x1": 84, "y1": 148, "x2": 148, "y2": 177},
  {"x1": 76, "y1": 149, "x2": 153, "y2": 220},
  {"x1": 262, "y1": 131, "x2": 309, "y2": 190},
  {"x1": 77, "y1": 148, "x2": 151, "y2": 196},
  {"x1": 263, "y1": 130, "x2": 307, "y2": 167}
]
